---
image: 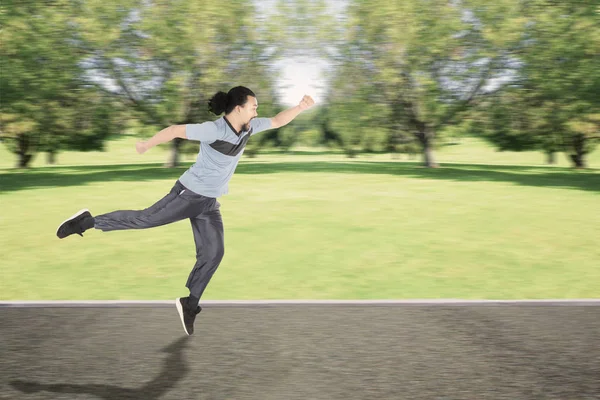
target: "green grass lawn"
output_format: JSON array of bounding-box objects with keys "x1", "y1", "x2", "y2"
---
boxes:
[{"x1": 1, "y1": 138, "x2": 599, "y2": 300}]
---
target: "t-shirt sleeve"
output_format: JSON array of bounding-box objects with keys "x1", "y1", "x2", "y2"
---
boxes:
[
  {"x1": 185, "y1": 122, "x2": 220, "y2": 142},
  {"x1": 250, "y1": 117, "x2": 272, "y2": 136}
]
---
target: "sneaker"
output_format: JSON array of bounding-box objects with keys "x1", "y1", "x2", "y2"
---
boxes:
[
  {"x1": 176, "y1": 297, "x2": 201, "y2": 335},
  {"x1": 56, "y1": 209, "x2": 93, "y2": 239}
]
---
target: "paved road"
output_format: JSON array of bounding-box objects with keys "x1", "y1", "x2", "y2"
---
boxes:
[{"x1": 1, "y1": 303, "x2": 599, "y2": 399}]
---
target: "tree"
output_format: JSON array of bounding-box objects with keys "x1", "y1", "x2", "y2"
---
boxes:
[
  {"x1": 0, "y1": 1, "x2": 121, "y2": 167},
  {"x1": 323, "y1": 0, "x2": 529, "y2": 167},
  {"x1": 516, "y1": 1, "x2": 599, "y2": 168},
  {"x1": 76, "y1": 0, "x2": 281, "y2": 166},
  {"x1": 471, "y1": 1, "x2": 599, "y2": 167}
]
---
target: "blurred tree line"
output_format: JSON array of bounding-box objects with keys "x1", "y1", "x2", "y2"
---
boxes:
[
  {"x1": 1, "y1": 0, "x2": 284, "y2": 167},
  {"x1": 1, "y1": 0, "x2": 598, "y2": 168},
  {"x1": 319, "y1": 0, "x2": 599, "y2": 168}
]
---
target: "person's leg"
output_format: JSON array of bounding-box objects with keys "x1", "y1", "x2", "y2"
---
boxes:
[
  {"x1": 56, "y1": 181, "x2": 215, "y2": 238},
  {"x1": 176, "y1": 208, "x2": 225, "y2": 335},
  {"x1": 93, "y1": 181, "x2": 193, "y2": 232},
  {"x1": 186, "y1": 209, "x2": 225, "y2": 302}
]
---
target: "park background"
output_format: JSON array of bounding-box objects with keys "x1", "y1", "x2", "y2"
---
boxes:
[{"x1": 1, "y1": 0, "x2": 599, "y2": 300}]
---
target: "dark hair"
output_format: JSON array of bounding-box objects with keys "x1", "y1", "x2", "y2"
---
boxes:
[{"x1": 208, "y1": 86, "x2": 256, "y2": 115}]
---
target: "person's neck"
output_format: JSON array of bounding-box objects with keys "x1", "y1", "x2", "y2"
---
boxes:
[{"x1": 224, "y1": 113, "x2": 243, "y2": 134}]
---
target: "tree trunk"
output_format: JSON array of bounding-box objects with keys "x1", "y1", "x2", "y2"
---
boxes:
[
  {"x1": 17, "y1": 153, "x2": 33, "y2": 168},
  {"x1": 345, "y1": 147, "x2": 357, "y2": 158},
  {"x1": 15, "y1": 134, "x2": 34, "y2": 168},
  {"x1": 165, "y1": 138, "x2": 182, "y2": 168},
  {"x1": 569, "y1": 135, "x2": 587, "y2": 169},
  {"x1": 546, "y1": 151, "x2": 556, "y2": 165},
  {"x1": 47, "y1": 151, "x2": 56, "y2": 165},
  {"x1": 417, "y1": 130, "x2": 439, "y2": 168},
  {"x1": 569, "y1": 154, "x2": 586, "y2": 168}
]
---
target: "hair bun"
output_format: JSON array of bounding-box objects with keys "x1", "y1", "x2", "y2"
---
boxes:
[{"x1": 208, "y1": 91, "x2": 228, "y2": 115}]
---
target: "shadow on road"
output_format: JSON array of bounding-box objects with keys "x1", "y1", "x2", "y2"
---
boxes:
[{"x1": 10, "y1": 336, "x2": 190, "y2": 400}]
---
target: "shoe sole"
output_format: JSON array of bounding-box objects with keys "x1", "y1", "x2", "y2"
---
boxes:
[
  {"x1": 175, "y1": 298, "x2": 191, "y2": 336},
  {"x1": 56, "y1": 208, "x2": 90, "y2": 238}
]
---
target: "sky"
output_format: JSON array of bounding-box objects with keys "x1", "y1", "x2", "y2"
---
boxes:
[
  {"x1": 275, "y1": 58, "x2": 329, "y2": 107},
  {"x1": 256, "y1": 0, "x2": 348, "y2": 107}
]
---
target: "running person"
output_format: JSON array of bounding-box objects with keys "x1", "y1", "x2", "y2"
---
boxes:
[{"x1": 56, "y1": 86, "x2": 315, "y2": 335}]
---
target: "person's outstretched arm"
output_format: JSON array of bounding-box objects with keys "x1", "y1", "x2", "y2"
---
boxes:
[
  {"x1": 270, "y1": 95, "x2": 315, "y2": 129},
  {"x1": 136, "y1": 122, "x2": 219, "y2": 154},
  {"x1": 136, "y1": 125, "x2": 186, "y2": 154}
]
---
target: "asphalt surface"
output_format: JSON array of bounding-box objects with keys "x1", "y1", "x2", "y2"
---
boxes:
[{"x1": 1, "y1": 304, "x2": 599, "y2": 399}]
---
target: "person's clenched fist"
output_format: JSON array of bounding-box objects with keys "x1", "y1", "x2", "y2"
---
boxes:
[
  {"x1": 299, "y1": 95, "x2": 315, "y2": 110},
  {"x1": 136, "y1": 141, "x2": 148, "y2": 154}
]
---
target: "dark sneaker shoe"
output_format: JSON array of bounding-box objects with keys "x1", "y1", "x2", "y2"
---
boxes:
[
  {"x1": 56, "y1": 209, "x2": 93, "y2": 239},
  {"x1": 176, "y1": 297, "x2": 201, "y2": 336}
]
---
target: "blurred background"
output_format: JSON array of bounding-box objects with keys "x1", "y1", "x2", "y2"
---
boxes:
[
  {"x1": 1, "y1": 1, "x2": 599, "y2": 302},
  {"x1": 2, "y1": 6, "x2": 599, "y2": 398},
  {"x1": 2, "y1": 0, "x2": 598, "y2": 169}
]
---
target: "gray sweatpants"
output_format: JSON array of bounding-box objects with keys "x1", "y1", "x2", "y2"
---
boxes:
[{"x1": 94, "y1": 180, "x2": 224, "y2": 299}]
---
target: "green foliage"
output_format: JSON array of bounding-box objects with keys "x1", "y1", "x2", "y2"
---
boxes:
[
  {"x1": 316, "y1": 0, "x2": 599, "y2": 167},
  {"x1": 1, "y1": 0, "x2": 284, "y2": 167},
  {"x1": 319, "y1": 0, "x2": 529, "y2": 165},
  {"x1": 467, "y1": 1, "x2": 600, "y2": 166},
  {"x1": 0, "y1": 1, "x2": 125, "y2": 167},
  {"x1": 4, "y1": 0, "x2": 597, "y2": 168}
]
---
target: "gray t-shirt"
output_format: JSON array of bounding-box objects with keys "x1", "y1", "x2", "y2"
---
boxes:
[{"x1": 178, "y1": 116, "x2": 272, "y2": 198}]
